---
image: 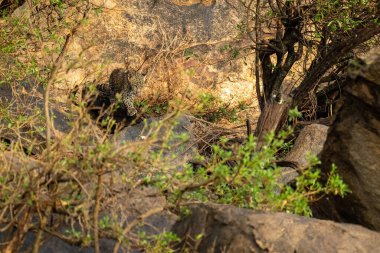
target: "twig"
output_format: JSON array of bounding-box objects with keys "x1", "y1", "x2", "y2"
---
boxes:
[
  {"x1": 255, "y1": 0, "x2": 264, "y2": 110},
  {"x1": 112, "y1": 207, "x2": 164, "y2": 253},
  {"x1": 174, "y1": 177, "x2": 216, "y2": 208},
  {"x1": 44, "y1": 3, "x2": 90, "y2": 151},
  {"x1": 246, "y1": 113, "x2": 252, "y2": 138},
  {"x1": 32, "y1": 206, "x2": 52, "y2": 253},
  {"x1": 94, "y1": 173, "x2": 103, "y2": 253}
]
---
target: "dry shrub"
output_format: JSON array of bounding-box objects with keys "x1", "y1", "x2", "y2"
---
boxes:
[{"x1": 0, "y1": 82, "x2": 189, "y2": 252}]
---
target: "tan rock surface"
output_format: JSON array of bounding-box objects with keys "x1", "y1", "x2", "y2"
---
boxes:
[{"x1": 48, "y1": 0, "x2": 258, "y2": 108}]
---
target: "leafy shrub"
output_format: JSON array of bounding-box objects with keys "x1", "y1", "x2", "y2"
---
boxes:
[
  {"x1": 152, "y1": 127, "x2": 349, "y2": 217},
  {"x1": 194, "y1": 92, "x2": 250, "y2": 123}
]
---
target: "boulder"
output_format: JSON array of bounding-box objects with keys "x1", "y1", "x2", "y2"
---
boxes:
[
  {"x1": 114, "y1": 114, "x2": 197, "y2": 168},
  {"x1": 172, "y1": 203, "x2": 380, "y2": 253},
  {"x1": 13, "y1": 0, "x2": 258, "y2": 108},
  {"x1": 16, "y1": 187, "x2": 177, "y2": 253},
  {"x1": 0, "y1": 81, "x2": 71, "y2": 154},
  {"x1": 315, "y1": 46, "x2": 380, "y2": 230},
  {"x1": 91, "y1": 0, "x2": 254, "y2": 103},
  {"x1": 285, "y1": 124, "x2": 329, "y2": 170},
  {"x1": 279, "y1": 124, "x2": 329, "y2": 185},
  {"x1": 0, "y1": 152, "x2": 177, "y2": 253},
  {"x1": 0, "y1": 152, "x2": 177, "y2": 252}
]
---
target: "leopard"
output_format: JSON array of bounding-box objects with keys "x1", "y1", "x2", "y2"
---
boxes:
[{"x1": 105, "y1": 68, "x2": 146, "y2": 116}]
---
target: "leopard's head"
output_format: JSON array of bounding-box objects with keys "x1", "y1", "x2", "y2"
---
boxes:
[{"x1": 127, "y1": 71, "x2": 146, "y2": 89}]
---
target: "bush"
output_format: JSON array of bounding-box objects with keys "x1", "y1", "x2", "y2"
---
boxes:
[{"x1": 152, "y1": 127, "x2": 349, "y2": 217}]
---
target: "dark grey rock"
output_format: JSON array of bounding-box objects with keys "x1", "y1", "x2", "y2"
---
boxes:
[
  {"x1": 5, "y1": 186, "x2": 177, "y2": 253},
  {"x1": 114, "y1": 114, "x2": 197, "y2": 168},
  {"x1": 0, "y1": 81, "x2": 71, "y2": 153},
  {"x1": 172, "y1": 203, "x2": 380, "y2": 253},
  {"x1": 315, "y1": 46, "x2": 380, "y2": 230}
]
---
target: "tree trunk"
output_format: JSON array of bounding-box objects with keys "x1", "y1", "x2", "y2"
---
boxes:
[
  {"x1": 255, "y1": 21, "x2": 380, "y2": 146},
  {"x1": 255, "y1": 101, "x2": 289, "y2": 149}
]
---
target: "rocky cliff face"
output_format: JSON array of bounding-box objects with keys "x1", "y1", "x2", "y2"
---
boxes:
[
  {"x1": 46, "y1": 0, "x2": 258, "y2": 106},
  {"x1": 315, "y1": 46, "x2": 380, "y2": 230}
]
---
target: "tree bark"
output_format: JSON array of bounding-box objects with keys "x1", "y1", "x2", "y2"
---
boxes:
[
  {"x1": 255, "y1": 101, "x2": 289, "y2": 149},
  {"x1": 254, "y1": 0, "x2": 303, "y2": 148}
]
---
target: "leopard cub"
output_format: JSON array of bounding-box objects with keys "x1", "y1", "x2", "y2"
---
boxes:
[{"x1": 108, "y1": 68, "x2": 146, "y2": 116}]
